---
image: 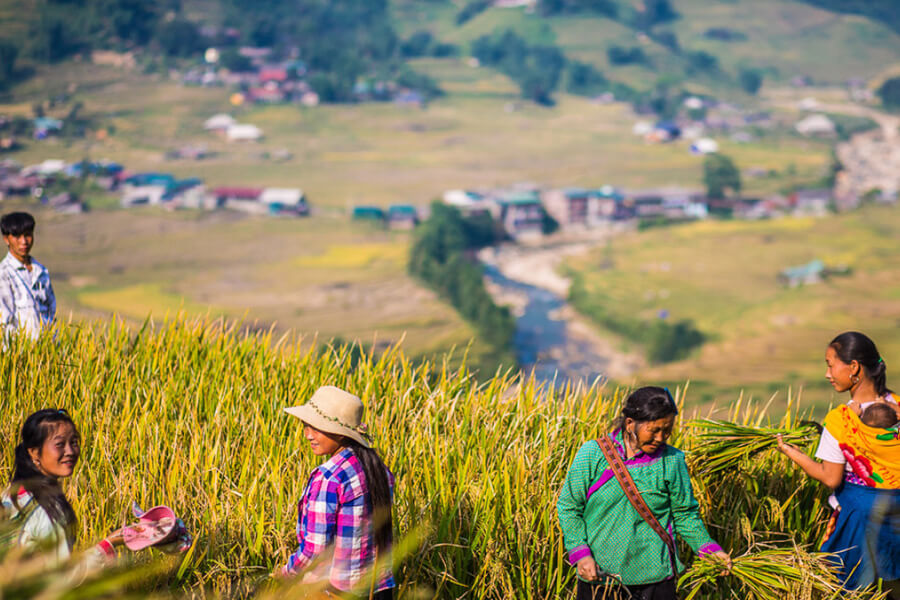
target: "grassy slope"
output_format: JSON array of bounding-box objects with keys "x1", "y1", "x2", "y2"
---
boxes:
[
  {"x1": 392, "y1": 0, "x2": 900, "y2": 92},
  {"x1": 564, "y1": 205, "x2": 900, "y2": 411}
]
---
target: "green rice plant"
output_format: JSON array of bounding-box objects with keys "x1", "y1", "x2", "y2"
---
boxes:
[
  {"x1": 687, "y1": 419, "x2": 821, "y2": 476},
  {"x1": 679, "y1": 544, "x2": 888, "y2": 600}
]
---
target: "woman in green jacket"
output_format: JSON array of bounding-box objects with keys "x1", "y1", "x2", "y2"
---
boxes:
[{"x1": 557, "y1": 387, "x2": 730, "y2": 600}]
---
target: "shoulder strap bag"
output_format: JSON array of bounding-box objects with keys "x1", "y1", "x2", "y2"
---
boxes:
[{"x1": 596, "y1": 435, "x2": 679, "y2": 577}]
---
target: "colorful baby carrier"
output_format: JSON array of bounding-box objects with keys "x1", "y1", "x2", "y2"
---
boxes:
[{"x1": 820, "y1": 405, "x2": 900, "y2": 589}]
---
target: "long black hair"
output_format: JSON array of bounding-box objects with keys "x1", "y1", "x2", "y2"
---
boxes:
[
  {"x1": 346, "y1": 441, "x2": 392, "y2": 555},
  {"x1": 829, "y1": 331, "x2": 892, "y2": 397},
  {"x1": 9, "y1": 409, "x2": 79, "y2": 535},
  {"x1": 615, "y1": 386, "x2": 679, "y2": 430}
]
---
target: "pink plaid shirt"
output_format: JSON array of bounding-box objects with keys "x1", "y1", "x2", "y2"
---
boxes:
[{"x1": 283, "y1": 448, "x2": 395, "y2": 592}]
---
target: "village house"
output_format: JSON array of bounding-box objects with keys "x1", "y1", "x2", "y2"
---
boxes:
[
  {"x1": 795, "y1": 114, "x2": 836, "y2": 137},
  {"x1": 203, "y1": 114, "x2": 236, "y2": 132},
  {"x1": 214, "y1": 187, "x2": 264, "y2": 212},
  {"x1": 388, "y1": 205, "x2": 419, "y2": 230},
  {"x1": 779, "y1": 259, "x2": 825, "y2": 287},
  {"x1": 33, "y1": 117, "x2": 63, "y2": 139},
  {"x1": 226, "y1": 123, "x2": 263, "y2": 142},
  {"x1": 120, "y1": 173, "x2": 208, "y2": 208},
  {"x1": 494, "y1": 189, "x2": 544, "y2": 239},
  {"x1": 121, "y1": 176, "x2": 174, "y2": 206},
  {"x1": 164, "y1": 178, "x2": 207, "y2": 209},
  {"x1": 543, "y1": 187, "x2": 622, "y2": 229},
  {"x1": 259, "y1": 188, "x2": 308, "y2": 216},
  {"x1": 352, "y1": 206, "x2": 387, "y2": 222},
  {"x1": 442, "y1": 189, "x2": 494, "y2": 219},
  {"x1": 625, "y1": 188, "x2": 707, "y2": 221},
  {"x1": 789, "y1": 188, "x2": 831, "y2": 217},
  {"x1": 23, "y1": 159, "x2": 67, "y2": 177}
]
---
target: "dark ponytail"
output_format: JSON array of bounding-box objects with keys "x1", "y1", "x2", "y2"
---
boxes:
[
  {"x1": 346, "y1": 441, "x2": 392, "y2": 555},
  {"x1": 829, "y1": 331, "x2": 892, "y2": 397},
  {"x1": 9, "y1": 409, "x2": 78, "y2": 535}
]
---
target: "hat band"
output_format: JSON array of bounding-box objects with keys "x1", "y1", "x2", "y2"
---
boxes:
[{"x1": 308, "y1": 400, "x2": 370, "y2": 439}]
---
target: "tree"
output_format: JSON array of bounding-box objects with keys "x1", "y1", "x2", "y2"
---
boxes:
[
  {"x1": 456, "y1": 0, "x2": 491, "y2": 25},
  {"x1": 703, "y1": 153, "x2": 741, "y2": 199},
  {"x1": 652, "y1": 30, "x2": 679, "y2": 52},
  {"x1": 0, "y1": 41, "x2": 18, "y2": 89},
  {"x1": 877, "y1": 76, "x2": 900, "y2": 110},
  {"x1": 566, "y1": 60, "x2": 608, "y2": 96},
  {"x1": 219, "y1": 48, "x2": 253, "y2": 72},
  {"x1": 607, "y1": 45, "x2": 647, "y2": 66},
  {"x1": 471, "y1": 30, "x2": 566, "y2": 105},
  {"x1": 739, "y1": 68, "x2": 763, "y2": 95},
  {"x1": 632, "y1": 0, "x2": 678, "y2": 29},
  {"x1": 156, "y1": 18, "x2": 202, "y2": 57},
  {"x1": 537, "y1": 0, "x2": 617, "y2": 18},
  {"x1": 686, "y1": 50, "x2": 718, "y2": 74},
  {"x1": 400, "y1": 30, "x2": 433, "y2": 58}
]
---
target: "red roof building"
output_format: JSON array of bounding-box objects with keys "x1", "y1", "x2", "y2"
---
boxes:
[{"x1": 213, "y1": 187, "x2": 263, "y2": 200}]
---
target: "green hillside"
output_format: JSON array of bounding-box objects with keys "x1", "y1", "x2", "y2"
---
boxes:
[{"x1": 392, "y1": 0, "x2": 900, "y2": 98}]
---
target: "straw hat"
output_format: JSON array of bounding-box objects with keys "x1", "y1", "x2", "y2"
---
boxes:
[{"x1": 284, "y1": 385, "x2": 371, "y2": 448}]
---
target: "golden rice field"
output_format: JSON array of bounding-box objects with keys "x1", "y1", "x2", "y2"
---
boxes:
[{"x1": 0, "y1": 318, "x2": 892, "y2": 599}]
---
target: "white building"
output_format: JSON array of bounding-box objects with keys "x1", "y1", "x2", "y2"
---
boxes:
[
  {"x1": 260, "y1": 188, "x2": 307, "y2": 214},
  {"x1": 795, "y1": 114, "x2": 835, "y2": 137},
  {"x1": 203, "y1": 113, "x2": 236, "y2": 131},
  {"x1": 226, "y1": 123, "x2": 263, "y2": 142}
]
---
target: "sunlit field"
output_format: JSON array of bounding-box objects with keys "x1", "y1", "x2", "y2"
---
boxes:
[{"x1": 0, "y1": 318, "x2": 890, "y2": 599}]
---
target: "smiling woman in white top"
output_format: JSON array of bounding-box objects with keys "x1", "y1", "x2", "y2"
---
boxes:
[{"x1": 1, "y1": 409, "x2": 120, "y2": 567}]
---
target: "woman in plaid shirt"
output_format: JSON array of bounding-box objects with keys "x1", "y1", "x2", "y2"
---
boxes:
[{"x1": 282, "y1": 386, "x2": 395, "y2": 599}]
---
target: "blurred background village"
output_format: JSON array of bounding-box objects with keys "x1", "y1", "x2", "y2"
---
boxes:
[{"x1": 1, "y1": 0, "x2": 900, "y2": 411}]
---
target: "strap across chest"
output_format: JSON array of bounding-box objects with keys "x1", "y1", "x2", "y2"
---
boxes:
[{"x1": 596, "y1": 436, "x2": 678, "y2": 576}]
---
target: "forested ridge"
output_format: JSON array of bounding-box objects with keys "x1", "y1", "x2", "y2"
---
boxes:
[{"x1": 0, "y1": 0, "x2": 436, "y2": 99}]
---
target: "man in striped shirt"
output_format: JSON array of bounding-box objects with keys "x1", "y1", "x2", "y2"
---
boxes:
[{"x1": 1, "y1": 212, "x2": 56, "y2": 340}]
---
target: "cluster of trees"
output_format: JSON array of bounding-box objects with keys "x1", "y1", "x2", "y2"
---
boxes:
[
  {"x1": 537, "y1": 0, "x2": 618, "y2": 18},
  {"x1": 223, "y1": 0, "x2": 406, "y2": 102},
  {"x1": 537, "y1": 0, "x2": 677, "y2": 30},
  {"x1": 400, "y1": 31, "x2": 459, "y2": 59},
  {"x1": 0, "y1": 0, "x2": 176, "y2": 88},
  {"x1": 568, "y1": 274, "x2": 705, "y2": 364},
  {"x1": 408, "y1": 203, "x2": 515, "y2": 353},
  {"x1": 702, "y1": 153, "x2": 741, "y2": 200},
  {"x1": 456, "y1": 0, "x2": 492, "y2": 25},
  {"x1": 222, "y1": 0, "x2": 444, "y2": 103},
  {"x1": 472, "y1": 30, "x2": 566, "y2": 105},
  {"x1": 796, "y1": 0, "x2": 900, "y2": 35},
  {"x1": 878, "y1": 77, "x2": 900, "y2": 111},
  {"x1": 0, "y1": 0, "x2": 442, "y2": 103},
  {"x1": 607, "y1": 45, "x2": 647, "y2": 66}
]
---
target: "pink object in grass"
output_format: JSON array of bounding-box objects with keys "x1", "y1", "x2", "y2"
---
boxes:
[{"x1": 123, "y1": 505, "x2": 178, "y2": 551}]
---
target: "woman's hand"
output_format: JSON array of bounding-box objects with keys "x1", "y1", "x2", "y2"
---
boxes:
[
  {"x1": 576, "y1": 556, "x2": 600, "y2": 581},
  {"x1": 705, "y1": 550, "x2": 732, "y2": 575},
  {"x1": 104, "y1": 528, "x2": 125, "y2": 547},
  {"x1": 775, "y1": 434, "x2": 792, "y2": 454}
]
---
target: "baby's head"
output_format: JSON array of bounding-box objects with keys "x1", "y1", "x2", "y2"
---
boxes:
[{"x1": 861, "y1": 403, "x2": 899, "y2": 429}]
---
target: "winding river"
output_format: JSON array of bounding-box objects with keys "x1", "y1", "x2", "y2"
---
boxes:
[{"x1": 483, "y1": 264, "x2": 618, "y2": 386}]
